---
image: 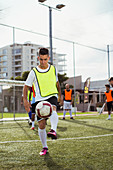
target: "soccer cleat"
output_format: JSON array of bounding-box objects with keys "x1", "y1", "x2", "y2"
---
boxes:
[
  {"x1": 30, "y1": 127, "x2": 35, "y2": 130},
  {"x1": 62, "y1": 117, "x2": 65, "y2": 120},
  {"x1": 28, "y1": 119, "x2": 32, "y2": 126},
  {"x1": 39, "y1": 147, "x2": 48, "y2": 156},
  {"x1": 106, "y1": 117, "x2": 111, "y2": 120},
  {"x1": 47, "y1": 129, "x2": 57, "y2": 139},
  {"x1": 70, "y1": 117, "x2": 74, "y2": 119}
]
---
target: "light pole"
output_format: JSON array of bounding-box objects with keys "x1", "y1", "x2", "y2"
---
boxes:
[{"x1": 38, "y1": 0, "x2": 65, "y2": 64}]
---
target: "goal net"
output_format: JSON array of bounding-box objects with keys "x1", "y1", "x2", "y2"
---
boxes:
[{"x1": 0, "y1": 79, "x2": 28, "y2": 121}]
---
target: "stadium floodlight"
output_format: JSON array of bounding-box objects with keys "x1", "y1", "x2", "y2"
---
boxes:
[
  {"x1": 56, "y1": 4, "x2": 65, "y2": 9},
  {"x1": 38, "y1": 0, "x2": 46, "y2": 3}
]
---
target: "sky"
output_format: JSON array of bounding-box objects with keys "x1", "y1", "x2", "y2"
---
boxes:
[{"x1": 0, "y1": 0, "x2": 113, "y2": 81}]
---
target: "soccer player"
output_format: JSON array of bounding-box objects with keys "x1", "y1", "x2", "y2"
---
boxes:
[
  {"x1": 61, "y1": 84, "x2": 74, "y2": 119},
  {"x1": 109, "y1": 77, "x2": 113, "y2": 89},
  {"x1": 104, "y1": 84, "x2": 113, "y2": 120},
  {"x1": 21, "y1": 86, "x2": 34, "y2": 125},
  {"x1": 23, "y1": 48, "x2": 61, "y2": 156}
]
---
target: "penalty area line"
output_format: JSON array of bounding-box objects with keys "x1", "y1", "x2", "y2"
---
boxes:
[{"x1": 0, "y1": 133, "x2": 113, "y2": 144}]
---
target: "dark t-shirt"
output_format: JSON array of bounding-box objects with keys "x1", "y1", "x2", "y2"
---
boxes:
[{"x1": 62, "y1": 89, "x2": 74, "y2": 102}]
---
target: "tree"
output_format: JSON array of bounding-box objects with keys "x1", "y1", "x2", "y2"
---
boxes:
[
  {"x1": 21, "y1": 71, "x2": 30, "y2": 81},
  {"x1": 15, "y1": 76, "x2": 23, "y2": 81},
  {"x1": 58, "y1": 73, "x2": 69, "y2": 92}
]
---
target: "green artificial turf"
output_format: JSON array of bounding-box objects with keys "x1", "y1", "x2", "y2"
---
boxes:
[{"x1": 0, "y1": 114, "x2": 113, "y2": 169}]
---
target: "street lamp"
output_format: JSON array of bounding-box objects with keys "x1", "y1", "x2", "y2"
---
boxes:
[{"x1": 38, "y1": 0, "x2": 65, "y2": 64}]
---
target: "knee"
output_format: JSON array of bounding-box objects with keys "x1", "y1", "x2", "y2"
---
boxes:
[{"x1": 38, "y1": 119, "x2": 46, "y2": 129}]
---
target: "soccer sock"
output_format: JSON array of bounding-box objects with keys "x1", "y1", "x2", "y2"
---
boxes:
[
  {"x1": 28, "y1": 110, "x2": 32, "y2": 119},
  {"x1": 50, "y1": 111, "x2": 58, "y2": 132},
  {"x1": 109, "y1": 114, "x2": 111, "y2": 118},
  {"x1": 32, "y1": 121, "x2": 34, "y2": 128},
  {"x1": 38, "y1": 128, "x2": 48, "y2": 148},
  {"x1": 63, "y1": 110, "x2": 66, "y2": 117},
  {"x1": 69, "y1": 110, "x2": 72, "y2": 117}
]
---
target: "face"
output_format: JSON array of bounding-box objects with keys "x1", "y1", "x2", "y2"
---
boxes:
[
  {"x1": 110, "y1": 80, "x2": 113, "y2": 87},
  {"x1": 106, "y1": 86, "x2": 110, "y2": 91},
  {"x1": 38, "y1": 54, "x2": 50, "y2": 69},
  {"x1": 66, "y1": 84, "x2": 69, "y2": 90}
]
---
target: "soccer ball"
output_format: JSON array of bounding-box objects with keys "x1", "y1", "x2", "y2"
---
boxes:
[{"x1": 35, "y1": 101, "x2": 53, "y2": 118}]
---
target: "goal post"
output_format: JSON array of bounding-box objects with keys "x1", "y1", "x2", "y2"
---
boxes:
[{"x1": 0, "y1": 79, "x2": 28, "y2": 120}]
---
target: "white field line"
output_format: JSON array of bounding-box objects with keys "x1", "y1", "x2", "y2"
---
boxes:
[{"x1": 0, "y1": 133, "x2": 113, "y2": 144}]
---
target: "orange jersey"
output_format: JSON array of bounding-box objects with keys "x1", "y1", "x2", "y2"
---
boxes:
[
  {"x1": 65, "y1": 89, "x2": 72, "y2": 100},
  {"x1": 105, "y1": 90, "x2": 113, "y2": 102}
]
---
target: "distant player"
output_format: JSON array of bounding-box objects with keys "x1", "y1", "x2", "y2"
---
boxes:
[
  {"x1": 109, "y1": 77, "x2": 113, "y2": 89},
  {"x1": 104, "y1": 84, "x2": 113, "y2": 120},
  {"x1": 23, "y1": 48, "x2": 61, "y2": 156},
  {"x1": 21, "y1": 85, "x2": 35, "y2": 127},
  {"x1": 61, "y1": 84, "x2": 74, "y2": 119}
]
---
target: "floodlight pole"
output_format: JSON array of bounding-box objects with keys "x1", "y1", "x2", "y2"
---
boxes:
[
  {"x1": 107, "y1": 45, "x2": 110, "y2": 79},
  {"x1": 49, "y1": 7, "x2": 53, "y2": 64},
  {"x1": 73, "y1": 42, "x2": 76, "y2": 115},
  {"x1": 38, "y1": 1, "x2": 65, "y2": 64}
]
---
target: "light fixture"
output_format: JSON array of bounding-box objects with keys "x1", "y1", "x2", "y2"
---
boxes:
[
  {"x1": 56, "y1": 4, "x2": 65, "y2": 9},
  {"x1": 38, "y1": 0, "x2": 46, "y2": 3}
]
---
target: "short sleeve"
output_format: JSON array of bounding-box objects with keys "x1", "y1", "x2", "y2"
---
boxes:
[{"x1": 25, "y1": 70, "x2": 35, "y2": 87}]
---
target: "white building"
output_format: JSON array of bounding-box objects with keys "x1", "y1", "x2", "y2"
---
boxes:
[{"x1": 0, "y1": 42, "x2": 67, "y2": 79}]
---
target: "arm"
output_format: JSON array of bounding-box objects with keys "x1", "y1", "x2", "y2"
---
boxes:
[
  {"x1": 21, "y1": 96, "x2": 23, "y2": 105},
  {"x1": 56, "y1": 81, "x2": 61, "y2": 103},
  {"x1": 23, "y1": 85, "x2": 31, "y2": 112},
  {"x1": 71, "y1": 94, "x2": 74, "y2": 105}
]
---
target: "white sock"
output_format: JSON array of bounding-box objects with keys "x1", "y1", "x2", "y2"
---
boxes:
[
  {"x1": 69, "y1": 110, "x2": 72, "y2": 117},
  {"x1": 63, "y1": 110, "x2": 66, "y2": 117},
  {"x1": 50, "y1": 111, "x2": 58, "y2": 132},
  {"x1": 32, "y1": 121, "x2": 34, "y2": 128},
  {"x1": 38, "y1": 128, "x2": 48, "y2": 148},
  {"x1": 109, "y1": 115, "x2": 111, "y2": 118}
]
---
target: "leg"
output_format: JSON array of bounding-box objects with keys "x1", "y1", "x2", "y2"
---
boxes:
[
  {"x1": 69, "y1": 109, "x2": 73, "y2": 119},
  {"x1": 106, "y1": 102, "x2": 111, "y2": 120},
  {"x1": 38, "y1": 119, "x2": 48, "y2": 155},
  {"x1": 63, "y1": 109, "x2": 66, "y2": 119},
  {"x1": 47, "y1": 106, "x2": 58, "y2": 139},
  {"x1": 31, "y1": 113, "x2": 35, "y2": 130}
]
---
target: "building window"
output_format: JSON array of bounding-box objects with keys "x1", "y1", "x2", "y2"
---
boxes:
[
  {"x1": 3, "y1": 56, "x2": 7, "y2": 60},
  {"x1": 3, "y1": 73, "x2": 7, "y2": 77},
  {"x1": 3, "y1": 68, "x2": 7, "y2": 72},
  {"x1": 12, "y1": 49, "x2": 21, "y2": 54},
  {"x1": 3, "y1": 49, "x2": 7, "y2": 55},
  {"x1": 3, "y1": 61, "x2": 7, "y2": 66}
]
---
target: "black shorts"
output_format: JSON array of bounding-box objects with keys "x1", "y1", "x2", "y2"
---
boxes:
[
  {"x1": 31, "y1": 96, "x2": 57, "y2": 121},
  {"x1": 107, "y1": 101, "x2": 113, "y2": 112}
]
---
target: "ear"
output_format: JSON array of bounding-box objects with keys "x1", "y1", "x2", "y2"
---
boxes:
[
  {"x1": 48, "y1": 56, "x2": 50, "y2": 60},
  {"x1": 38, "y1": 56, "x2": 40, "y2": 60}
]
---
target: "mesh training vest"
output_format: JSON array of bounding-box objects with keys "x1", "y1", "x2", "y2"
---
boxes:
[
  {"x1": 105, "y1": 90, "x2": 113, "y2": 102},
  {"x1": 65, "y1": 89, "x2": 72, "y2": 100},
  {"x1": 33, "y1": 65, "x2": 58, "y2": 97}
]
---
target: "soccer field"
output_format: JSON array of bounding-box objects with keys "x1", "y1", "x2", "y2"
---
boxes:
[{"x1": 0, "y1": 114, "x2": 113, "y2": 170}]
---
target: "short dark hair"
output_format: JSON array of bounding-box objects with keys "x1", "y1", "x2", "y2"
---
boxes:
[
  {"x1": 109, "y1": 77, "x2": 113, "y2": 82},
  {"x1": 105, "y1": 84, "x2": 110, "y2": 88},
  {"x1": 39, "y1": 48, "x2": 49, "y2": 56}
]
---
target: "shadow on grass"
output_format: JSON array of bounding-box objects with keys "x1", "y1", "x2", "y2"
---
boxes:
[
  {"x1": 60, "y1": 119, "x2": 113, "y2": 132},
  {"x1": 15, "y1": 121, "x2": 34, "y2": 139},
  {"x1": 44, "y1": 153, "x2": 69, "y2": 170}
]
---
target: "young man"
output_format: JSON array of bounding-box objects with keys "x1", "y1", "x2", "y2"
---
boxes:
[
  {"x1": 104, "y1": 84, "x2": 113, "y2": 120},
  {"x1": 109, "y1": 77, "x2": 113, "y2": 89},
  {"x1": 21, "y1": 85, "x2": 35, "y2": 126},
  {"x1": 23, "y1": 48, "x2": 61, "y2": 156},
  {"x1": 61, "y1": 84, "x2": 74, "y2": 120}
]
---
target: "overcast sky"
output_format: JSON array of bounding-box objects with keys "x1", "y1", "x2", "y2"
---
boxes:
[{"x1": 0, "y1": 0, "x2": 113, "y2": 81}]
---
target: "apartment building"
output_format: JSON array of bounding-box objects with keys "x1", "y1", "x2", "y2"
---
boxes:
[{"x1": 0, "y1": 42, "x2": 67, "y2": 79}]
